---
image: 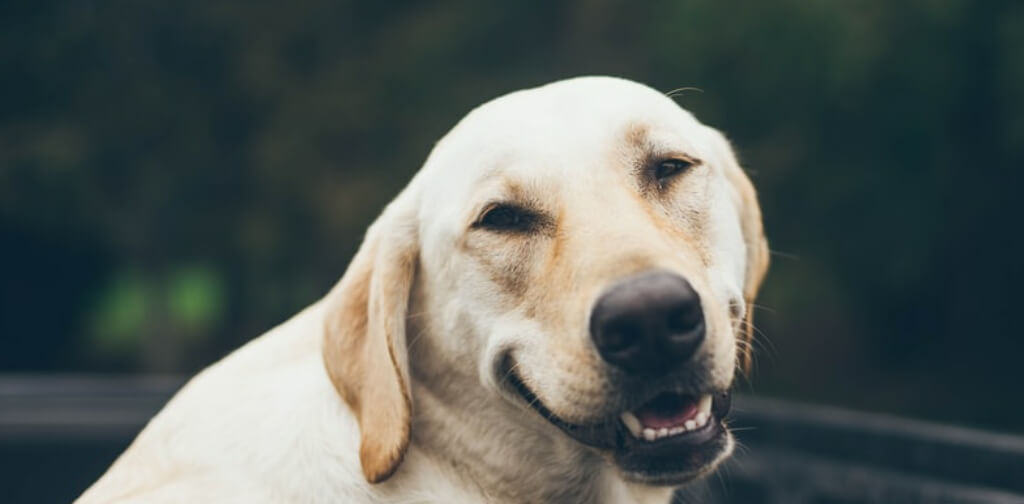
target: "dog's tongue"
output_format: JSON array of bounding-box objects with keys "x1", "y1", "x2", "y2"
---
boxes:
[{"x1": 633, "y1": 393, "x2": 699, "y2": 429}]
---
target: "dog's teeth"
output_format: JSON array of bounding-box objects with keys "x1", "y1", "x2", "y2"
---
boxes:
[
  {"x1": 625, "y1": 395, "x2": 716, "y2": 442},
  {"x1": 620, "y1": 412, "x2": 643, "y2": 438},
  {"x1": 698, "y1": 394, "x2": 713, "y2": 415},
  {"x1": 696, "y1": 412, "x2": 708, "y2": 427}
]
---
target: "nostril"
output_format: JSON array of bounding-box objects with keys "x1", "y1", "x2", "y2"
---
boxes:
[
  {"x1": 600, "y1": 320, "x2": 639, "y2": 353},
  {"x1": 666, "y1": 302, "x2": 703, "y2": 334}
]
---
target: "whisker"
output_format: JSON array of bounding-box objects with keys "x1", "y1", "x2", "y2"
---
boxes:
[
  {"x1": 500, "y1": 359, "x2": 526, "y2": 381},
  {"x1": 769, "y1": 249, "x2": 800, "y2": 261},
  {"x1": 741, "y1": 317, "x2": 778, "y2": 358},
  {"x1": 405, "y1": 326, "x2": 430, "y2": 353},
  {"x1": 665, "y1": 86, "x2": 704, "y2": 98}
]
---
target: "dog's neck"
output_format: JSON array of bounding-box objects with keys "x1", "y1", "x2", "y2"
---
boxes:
[{"x1": 403, "y1": 359, "x2": 674, "y2": 504}]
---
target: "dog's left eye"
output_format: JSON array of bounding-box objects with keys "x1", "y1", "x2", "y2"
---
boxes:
[
  {"x1": 654, "y1": 158, "x2": 696, "y2": 182},
  {"x1": 475, "y1": 204, "x2": 536, "y2": 232}
]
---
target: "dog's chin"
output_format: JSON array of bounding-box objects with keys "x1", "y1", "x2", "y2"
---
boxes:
[{"x1": 503, "y1": 365, "x2": 734, "y2": 486}]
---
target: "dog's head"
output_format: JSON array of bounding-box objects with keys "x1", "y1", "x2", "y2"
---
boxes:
[{"x1": 323, "y1": 77, "x2": 769, "y2": 486}]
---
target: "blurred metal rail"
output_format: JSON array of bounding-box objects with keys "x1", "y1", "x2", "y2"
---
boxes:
[
  {"x1": 693, "y1": 397, "x2": 1024, "y2": 504},
  {"x1": 0, "y1": 375, "x2": 1021, "y2": 503}
]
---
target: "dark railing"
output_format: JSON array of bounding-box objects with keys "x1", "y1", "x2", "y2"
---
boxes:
[
  {"x1": 1, "y1": 376, "x2": 1022, "y2": 504},
  {"x1": 690, "y1": 397, "x2": 1024, "y2": 504}
]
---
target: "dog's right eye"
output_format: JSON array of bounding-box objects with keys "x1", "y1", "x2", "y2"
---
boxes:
[{"x1": 475, "y1": 204, "x2": 536, "y2": 232}]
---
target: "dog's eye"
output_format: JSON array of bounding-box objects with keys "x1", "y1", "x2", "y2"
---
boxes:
[
  {"x1": 475, "y1": 204, "x2": 536, "y2": 232},
  {"x1": 654, "y1": 158, "x2": 696, "y2": 182}
]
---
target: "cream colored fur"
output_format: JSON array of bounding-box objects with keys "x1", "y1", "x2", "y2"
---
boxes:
[{"x1": 77, "y1": 76, "x2": 768, "y2": 504}]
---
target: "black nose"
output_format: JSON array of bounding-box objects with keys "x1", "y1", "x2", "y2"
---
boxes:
[{"x1": 589, "y1": 270, "x2": 705, "y2": 376}]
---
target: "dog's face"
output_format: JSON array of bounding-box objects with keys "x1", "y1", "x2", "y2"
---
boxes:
[{"x1": 323, "y1": 76, "x2": 769, "y2": 486}]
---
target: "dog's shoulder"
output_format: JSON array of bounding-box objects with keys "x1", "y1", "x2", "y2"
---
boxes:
[
  {"x1": 77, "y1": 300, "x2": 493, "y2": 503},
  {"x1": 76, "y1": 302, "x2": 371, "y2": 503}
]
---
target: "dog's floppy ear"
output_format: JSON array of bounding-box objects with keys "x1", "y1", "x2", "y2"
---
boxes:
[
  {"x1": 709, "y1": 128, "x2": 770, "y2": 373},
  {"x1": 322, "y1": 194, "x2": 419, "y2": 483}
]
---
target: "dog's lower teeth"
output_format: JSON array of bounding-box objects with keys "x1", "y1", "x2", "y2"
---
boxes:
[
  {"x1": 634, "y1": 421, "x2": 709, "y2": 441},
  {"x1": 626, "y1": 418, "x2": 713, "y2": 441},
  {"x1": 696, "y1": 412, "x2": 708, "y2": 426},
  {"x1": 621, "y1": 393, "x2": 717, "y2": 441}
]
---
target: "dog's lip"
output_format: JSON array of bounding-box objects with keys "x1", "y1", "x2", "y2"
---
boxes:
[
  {"x1": 503, "y1": 365, "x2": 617, "y2": 446},
  {"x1": 501, "y1": 358, "x2": 732, "y2": 453}
]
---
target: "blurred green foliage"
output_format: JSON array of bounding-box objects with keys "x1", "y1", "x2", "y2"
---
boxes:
[
  {"x1": 1, "y1": 0, "x2": 1022, "y2": 431},
  {"x1": 85, "y1": 265, "x2": 223, "y2": 363},
  {"x1": 88, "y1": 270, "x2": 150, "y2": 357}
]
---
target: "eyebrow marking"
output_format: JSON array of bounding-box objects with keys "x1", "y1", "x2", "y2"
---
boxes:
[{"x1": 624, "y1": 121, "x2": 651, "y2": 153}]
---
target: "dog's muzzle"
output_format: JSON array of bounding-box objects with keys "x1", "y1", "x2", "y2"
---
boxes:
[
  {"x1": 503, "y1": 358, "x2": 733, "y2": 485},
  {"x1": 502, "y1": 269, "x2": 734, "y2": 484}
]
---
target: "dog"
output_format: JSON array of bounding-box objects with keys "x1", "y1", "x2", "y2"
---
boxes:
[{"x1": 77, "y1": 76, "x2": 769, "y2": 504}]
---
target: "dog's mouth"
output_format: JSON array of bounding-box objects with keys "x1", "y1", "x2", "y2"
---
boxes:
[
  {"x1": 620, "y1": 392, "x2": 716, "y2": 441},
  {"x1": 503, "y1": 361, "x2": 732, "y2": 484}
]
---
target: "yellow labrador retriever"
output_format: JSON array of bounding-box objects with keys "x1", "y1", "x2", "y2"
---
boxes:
[{"x1": 78, "y1": 76, "x2": 769, "y2": 504}]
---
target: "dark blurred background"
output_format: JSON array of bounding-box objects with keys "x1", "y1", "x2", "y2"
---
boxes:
[{"x1": 2, "y1": 0, "x2": 1022, "y2": 435}]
